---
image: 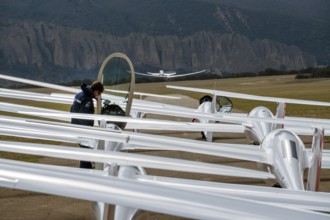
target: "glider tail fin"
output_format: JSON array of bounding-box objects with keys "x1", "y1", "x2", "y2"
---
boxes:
[
  {"x1": 211, "y1": 94, "x2": 217, "y2": 114},
  {"x1": 202, "y1": 94, "x2": 217, "y2": 142},
  {"x1": 306, "y1": 127, "x2": 324, "y2": 191},
  {"x1": 273, "y1": 102, "x2": 286, "y2": 130}
]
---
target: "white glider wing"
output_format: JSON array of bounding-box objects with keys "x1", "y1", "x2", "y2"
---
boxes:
[
  {"x1": 1, "y1": 159, "x2": 326, "y2": 219},
  {"x1": 0, "y1": 140, "x2": 273, "y2": 179},
  {"x1": 167, "y1": 69, "x2": 206, "y2": 78},
  {"x1": 135, "y1": 71, "x2": 158, "y2": 77},
  {"x1": 167, "y1": 85, "x2": 330, "y2": 106},
  {"x1": 0, "y1": 115, "x2": 267, "y2": 165},
  {"x1": 137, "y1": 175, "x2": 330, "y2": 212}
]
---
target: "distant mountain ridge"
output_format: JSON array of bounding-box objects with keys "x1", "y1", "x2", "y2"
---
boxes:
[{"x1": 0, "y1": 0, "x2": 328, "y2": 82}]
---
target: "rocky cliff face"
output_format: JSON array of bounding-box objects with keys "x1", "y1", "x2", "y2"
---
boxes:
[{"x1": 0, "y1": 20, "x2": 316, "y2": 82}]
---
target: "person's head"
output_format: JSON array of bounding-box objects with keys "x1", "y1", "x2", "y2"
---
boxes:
[{"x1": 91, "y1": 81, "x2": 104, "y2": 97}]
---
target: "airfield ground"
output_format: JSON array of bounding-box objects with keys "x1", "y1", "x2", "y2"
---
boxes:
[{"x1": 0, "y1": 75, "x2": 330, "y2": 219}]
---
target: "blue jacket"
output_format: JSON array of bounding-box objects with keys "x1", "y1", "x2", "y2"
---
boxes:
[{"x1": 70, "y1": 83, "x2": 95, "y2": 126}]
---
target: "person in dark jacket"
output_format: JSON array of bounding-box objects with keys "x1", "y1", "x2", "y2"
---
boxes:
[{"x1": 70, "y1": 81, "x2": 104, "y2": 169}]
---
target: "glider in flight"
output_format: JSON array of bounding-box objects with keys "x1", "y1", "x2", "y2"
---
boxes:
[{"x1": 135, "y1": 69, "x2": 206, "y2": 79}]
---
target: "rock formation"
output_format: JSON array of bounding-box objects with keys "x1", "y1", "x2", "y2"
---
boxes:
[{"x1": 0, "y1": 20, "x2": 316, "y2": 82}]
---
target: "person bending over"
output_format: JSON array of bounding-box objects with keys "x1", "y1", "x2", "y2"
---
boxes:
[{"x1": 70, "y1": 81, "x2": 104, "y2": 168}]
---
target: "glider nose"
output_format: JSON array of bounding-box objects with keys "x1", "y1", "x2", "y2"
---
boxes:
[{"x1": 262, "y1": 129, "x2": 305, "y2": 190}]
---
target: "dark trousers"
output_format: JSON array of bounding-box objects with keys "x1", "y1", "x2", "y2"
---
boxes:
[{"x1": 79, "y1": 144, "x2": 93, "y2": 169}]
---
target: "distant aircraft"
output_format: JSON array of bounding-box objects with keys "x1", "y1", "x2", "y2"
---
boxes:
[{"x1": 135, "y1": 69, "x2": 206, "y2": 79}]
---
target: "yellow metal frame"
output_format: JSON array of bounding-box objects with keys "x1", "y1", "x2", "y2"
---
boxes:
[{"x1": 97, "y1": 52, "x2": 135, "y2": 117}]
